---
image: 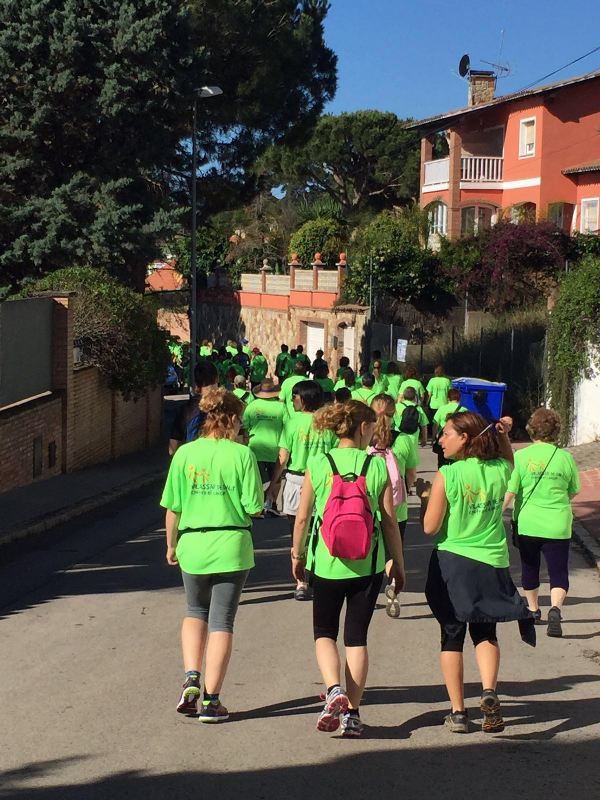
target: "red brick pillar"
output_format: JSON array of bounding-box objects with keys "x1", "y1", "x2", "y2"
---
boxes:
[{"x1": 447, "y1": 129, "x2": 463, "y2": 239}]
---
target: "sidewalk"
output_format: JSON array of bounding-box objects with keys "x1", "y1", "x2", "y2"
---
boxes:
[
  {"x1": 0, "y1": 396, "x2": 183, "y2": 546},
  {"x1": 567, "y1": 441, "x2": 600, "y2": 549}
]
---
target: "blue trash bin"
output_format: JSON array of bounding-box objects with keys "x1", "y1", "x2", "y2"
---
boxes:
[{"x1": 451, "y1": 378, "x2": 507, "y2": 422}]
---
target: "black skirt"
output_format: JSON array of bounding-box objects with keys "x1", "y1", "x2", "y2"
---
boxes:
[{"x1": 426, "y1": 549, "x2": 536, "y2": 645}]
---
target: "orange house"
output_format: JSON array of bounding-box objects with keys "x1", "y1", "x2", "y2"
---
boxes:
[{"x1": 407, "y1": 69, "x2": 600, "y2": 241}]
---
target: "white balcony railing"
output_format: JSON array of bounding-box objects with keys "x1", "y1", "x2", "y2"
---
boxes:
[
  {"x1": 423, "y1": 157, "x2": 449, "y2": 186},
  {"x1": 423, "y1": 156, "x2": 504, "y2": 187},
  {"x1": 461, "y1": 156, "x2": 503, "y2": 183}
]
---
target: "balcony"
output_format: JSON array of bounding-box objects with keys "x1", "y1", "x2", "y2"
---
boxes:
[{"x1": 423, "y1": 156, "x2": 504, "y2": 191}]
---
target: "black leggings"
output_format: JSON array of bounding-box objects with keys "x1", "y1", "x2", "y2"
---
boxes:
[
  {"x1": 312, "y1": 572, "x2": 383, "y2": 647},
  {"x1": 519, "y1": 535, "x2": 570, "y2": 592},
  {"x1": 441, "y1": 621, "x2": 498, "y2": 653}
]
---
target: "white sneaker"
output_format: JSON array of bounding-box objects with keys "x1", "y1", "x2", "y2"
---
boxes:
[{"x1": 385, "y1": 580, "x2": 401, "y2": 618}]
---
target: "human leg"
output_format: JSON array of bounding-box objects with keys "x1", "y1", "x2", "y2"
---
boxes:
[
  {"x1": 518, "y1": 536, "x2": 543, "y2": 612},
  {"x1": 469, "y1": 623, "x2": 504, "y2": 733},
  {"x1": 440, "y1": 621, "x2": 467, "y2": 714},
  {"x1": 343, "y1": 573, "x2": 382, "y2": 709},
  {"x1": 203, "y1": 570, "x2": 249, "y2": 695},
  {"x1": 312, "y1": 576, "x2": 349, "y2": 731},
  {"x1": 178, "y1": 571, "x2": 212, "y2": 713},
  {"x1": 543, "y1": 539, "x2": 570, "y2": 609}
]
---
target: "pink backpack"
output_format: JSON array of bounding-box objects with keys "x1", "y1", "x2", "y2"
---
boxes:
[
  {"x1": 320, "y1": 453, "x2": 374, "y2": 560},
  {"x1": 367, "y1": 446, "x2": 406, "y2": 509}
]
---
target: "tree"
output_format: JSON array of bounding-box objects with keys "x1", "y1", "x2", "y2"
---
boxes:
[
  {"x1": 257, "y1": 111, "x2": 421, "y2": 215},
  {"x1": 0, "y1": 0, "x2": 336, "y2": 295},
  {"x1": 288, "y1": 218, "x2": 346, "y2": 266},
  {"x1": 19, "y1": 267, "x2": 170, "y2": 398},
  {"x1": 440, "y1": 221, "x2": 569, "y2": 313}
]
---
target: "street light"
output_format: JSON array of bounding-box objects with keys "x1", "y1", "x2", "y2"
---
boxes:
[{"x1": 190, "y1": 85, "x2": 223, "y2": 392}]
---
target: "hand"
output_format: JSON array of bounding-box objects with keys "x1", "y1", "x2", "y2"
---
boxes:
[
  {"x1": 415, "y1": 478, "x2": 432, "y2": 499},
  {"x1": 388, "y1": 561, "x2": 406, "y2": 592},
  {"x1": 496, "y1": 416, "x2": 513, "y2": 436},
  {"x1": 267, "y1": 481, "x2": 280, "y2": 502},
  {"x1": 166, "y1": 546, "x2": 178, "y2": 566},
  {"x1": 291, "y1": 555, "x2": 306, "y2": 583}
]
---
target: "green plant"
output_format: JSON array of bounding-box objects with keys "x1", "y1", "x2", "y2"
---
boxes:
[
  {"x1": 547, "y1": 255, "x2": 600, "y2": 443},
  {"x1": 288, "y1": 218, "x2": 345, "y2": 266},
  {"x1": 18, "y1": 267, "x2": 170, "y2": 399}
]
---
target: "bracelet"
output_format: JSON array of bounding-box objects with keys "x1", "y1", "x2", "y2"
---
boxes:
[{"x1": 291, "y1": 549, "x2": 306, "y2": 560}]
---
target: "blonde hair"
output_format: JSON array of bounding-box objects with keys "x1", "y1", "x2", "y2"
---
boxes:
[
  {"x1": 199, "y1": 387, "x2": 244, "y2": 440},
  {"x1": 370, "y1": 393, "x2": 395, "y2": 448},
  {"x1": 313, "y1": 399, "x2": 376, "y2": 438}
]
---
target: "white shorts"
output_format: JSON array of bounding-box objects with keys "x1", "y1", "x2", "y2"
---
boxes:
[{"x1": 282, "y1": 472, "x2": 305, "y2": 516}]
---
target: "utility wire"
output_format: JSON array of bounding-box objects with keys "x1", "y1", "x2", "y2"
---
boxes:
[{"x1": 521, "y1": 44, "x2": 600, "y2": 90}]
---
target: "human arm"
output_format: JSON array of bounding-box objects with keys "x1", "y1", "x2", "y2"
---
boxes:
[
  {"x1": 378, "y1": 480, "x2": 406, "y2": 590},
  {"x1": 168, "y1": 439, "x2": 180, "y2": 456},
  {"x1": 495, "y1": 416, "x2": 514, "y2": 466},
  {"x1": 422, "y1": 472, "x2": 447, "y2": 535},
  {"x1": 406, "y1": 467, "x2": 417, "y2": 488},
  {"x1": 267, "y1": 448, "x2": 290, "y2": 500},
  {"x1": 165, "y1": 509, "x2": 181, "y2": 565},
  {"x1": 291, "y1": 472, "x2": 315, "y2": 583},
  {"x1": 503, "y1": 491, "x2": 515, "y2": 512}
]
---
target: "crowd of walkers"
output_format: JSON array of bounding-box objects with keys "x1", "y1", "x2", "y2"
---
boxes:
[{"x1": 161, "y1": 337, "x2": 580, "y2": 736}]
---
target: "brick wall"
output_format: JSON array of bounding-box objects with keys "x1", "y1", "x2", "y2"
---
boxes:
[
  {"x1": 0, "y1": 396, "x2": 63, "y2": 492},
  {"x1": 70, "y1": 367, "x2": 113, "y2": 469}
]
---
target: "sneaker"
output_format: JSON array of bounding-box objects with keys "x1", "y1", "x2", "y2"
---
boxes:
[
  {"x1": 341, "y1": 712, "x2": 364, "y2": 738},
  {"x1": 547, "y1": 606, "x2": 563, "y2": 638},
  {"x1": 480, "y1": 689, "x2": 505, "y2": 733},
  {"x1": 385, "y1": 581, "x2": 401, "y2": 619},
  {"x1": 294, "y1": 582, "x2": 310, "y2": 601},
  {"x1": 176, "y1": 676, "x2": 201, "y2": 715},
  {"x1": 198, "y1": 700, "x2": 229, "y2": 723},
  {"x1": 317, "y1": 686, "x2": 349, "y2": 732},
  {"x1": 443, "y1": 710, "x2": 469, "y2": 733},
  {"x1": 529, "y1": 608, "x2": 543, "y2": 625},
  {"x1": 263, "y1": 499, "x2": 281, "y2": 517}
]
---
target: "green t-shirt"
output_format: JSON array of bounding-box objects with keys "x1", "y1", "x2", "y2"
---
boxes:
[
  {"x1": 393, "y1": 401, "x2": 428, "y2": 442},
  {"x1": 216, "y1": 361, "x2": 229, "y2": 385},
  {"x1": 392, "y1": 433, "x2": 418, "y2": 522},
  {"x1": 385, "y1": 375, "x2": 403, "y2": 400},
  {"x1": 233, "y1": 387, "x2": 254, "y2": 405},
  {"x1": 315, "y1": 377, "x2": 335, "y2": 395},
  {"x1": 243, "y1": 398, "x2": 286, "y2": 462},
  {"x1": 160, "y1": 438, "x2": 263, "y2": 574},
  {"x1": 334, "y1": 378, "x2": 360, "y2": 391},
  {"x1": 507, "y1": 443, "x2": 580, "y2": 539},
  {"x1": 369, "y1": 359, "x2": 390, "y2": 374},
  {"x1": 433, "y1": 401, "x2": 467, "y2": 427},
  {"x1": 426, "y1": 376, "x2": 452, "y2": 409},
  {"x1": 307, "y1": 448, "x2": 388, "y2": 579},
  {"x1": 242, "y1": 345, "x2": 252, "y2": 357},
  {"x1": 279, "y1": 374, "x2": 307, "y2": 415},
  {"x1": 278, "y1": 412, "x2": 337, "y2": 473},
  {"x1": 249, "y1": 354, "x2": 268, "y2": 384},
  {"x1": 199, "y1": 346, "x2": 212, "y2": 357},
  {"x1": 372, "y1": 376, "x2": 389, "y2": 396},
  {"x1": 436, "y1": 457, "x2": 511, "y2": 568},
  {"x1": 226, "y1": 346, "x2": 238, "y2": 357},
  {"x1": 399, "y1": 378, "x2": 426, "y2": 402},
  {"x1": 296, "y1": 353, "x2": 311, "y2": 371},
  {"x1": 351, "y1": 386, "x2": 376, "y2": 405},
  {"x1": 276, "y1": 352, "x2": 294, "y2": 380}
]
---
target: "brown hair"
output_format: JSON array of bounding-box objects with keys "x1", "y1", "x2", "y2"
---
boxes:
[
  {"x1": 404, "y1": 364, "x2": 417, "y2": 379},
  {"x1": 526, "y1": 408, "x2": 561, "y2": 443},
  {"x1": 445, "y1": 411, "x2": 501, "y2": 461},
  {"x1": 313, "y1": 399, "x2": 376, "y2": 438},
  {"x1": 370, "y1": 394, "x2": 395, "y2": 448},
  {"x1": 448, "y1": 388, "x2": 461, "y2": 401},
  {"x1": 199, "y1": 387, "x2": 244, "y2": 440},
  {"x1": 434, "y1": 364, "x2": 445, "y2": 377}
]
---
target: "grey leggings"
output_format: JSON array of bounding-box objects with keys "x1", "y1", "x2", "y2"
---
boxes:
[{"x1": 181, "y1": 570, "x2": 250, "y2": 632}]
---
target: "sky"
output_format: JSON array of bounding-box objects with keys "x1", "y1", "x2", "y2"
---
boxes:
[{"x1": 323, "y1": 0, "x2": 600, "y2": 120}]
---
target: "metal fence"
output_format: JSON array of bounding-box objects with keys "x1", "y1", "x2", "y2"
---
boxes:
[{"x1": 0, "y1": 297, "x2": 53, "y2": 408}]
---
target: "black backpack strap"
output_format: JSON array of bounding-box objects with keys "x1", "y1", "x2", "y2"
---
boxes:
[
  {"x1": 241, "y1": 391, "x2": 250, "y2": 402},
  {"x1": 325, "y1": 452, "x2": 339, "y2": 475},
  {"x1": 360, "y1": 454, "x2": 373, "y2": 477}
]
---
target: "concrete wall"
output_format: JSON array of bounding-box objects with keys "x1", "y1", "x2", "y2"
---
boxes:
[{"x1": 572, "y1": 358, "x2": 600, "y2": 446}]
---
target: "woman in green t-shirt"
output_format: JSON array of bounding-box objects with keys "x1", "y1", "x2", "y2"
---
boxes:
[
  {"x1": 422, "y1": 411, "x2": 534, "y2": 735},
  {"x1": 504, "y1": 408, "x2": 580, "y2": 638},
  {"x1": 292, "y1": 401, "x2": 405, "y2": 738},
  {"x1": 161, "y1": 388, "x2": 264, "y2": 724}
]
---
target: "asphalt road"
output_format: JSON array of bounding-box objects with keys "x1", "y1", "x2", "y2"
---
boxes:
[{"x1": 1, "y1": 449, "x2": 600, "y2": 800}]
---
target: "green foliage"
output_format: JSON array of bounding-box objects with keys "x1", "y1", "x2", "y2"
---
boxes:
[
  {"x1": 166, "y1": 227, "x2": 228, "y2": 278},
  {"x1": 343, "y1": 210, "x2": 450, "y2": 309},
  {"x1": 0, "y1": 0, "x2": 336, "y2": 294},
  {"x1": 257, "y1": 111, "x2": 420, "y2": 215},
  {"x1": 288, "y1": 218, "x2": 346, "y2": 266},
  {"x1": 439, "y1": 221, "x2": 567, "y2": 313},
  {"x1": 547, "y1": 255, "x2": 600, "y2": 443},
  {"x1": 18, "y1": 267, "x2": 170, "y2": 399}
]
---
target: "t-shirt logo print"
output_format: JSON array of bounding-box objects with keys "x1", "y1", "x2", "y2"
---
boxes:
[
  {"x1": 463, "y1": 484, "x2": 488, "y2": 504},
  {"x1": 187, "y1": 465, "x2": 210, "y2": 487},
  {"x1": 527, "y1": 459, "x2": 546, "y2": 473}
]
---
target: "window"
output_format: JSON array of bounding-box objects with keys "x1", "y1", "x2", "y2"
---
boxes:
[
  {"x1": 519, "y1": 118, "x2": 536, "y2": 157},
  {"x1": 461, "y1": 205, "x2": 496, "y2": 235},
  {"x1": 548, "y1": 202, "x2": 575, "y2": 232},
  {"x1": 580, "y1": 198, "x2": 599, "y2": 233},
  {"x1": 428, "y1": 202, "x2": 447, "y2": 236}
]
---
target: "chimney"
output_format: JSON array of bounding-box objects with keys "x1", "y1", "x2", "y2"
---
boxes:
[{"x1": 468, "y1": 70, "x2": 496, "y2": 106}]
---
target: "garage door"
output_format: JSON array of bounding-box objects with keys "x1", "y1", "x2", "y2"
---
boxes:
[
  {"x1": 343, "y1": 326, "x2": 356, "y2": 370},
  {"x1": 305, "y1": 322, "x2": 325, "y2": 364}
]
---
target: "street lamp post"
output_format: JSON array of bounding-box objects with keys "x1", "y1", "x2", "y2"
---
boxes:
[{"x1": 189, "y1": 85, "x2": 223, "y2": 393}]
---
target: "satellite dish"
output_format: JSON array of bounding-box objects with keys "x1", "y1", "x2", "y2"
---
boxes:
[{"x1": 458, "y1": 54, "x2": 471, "y2": 78}]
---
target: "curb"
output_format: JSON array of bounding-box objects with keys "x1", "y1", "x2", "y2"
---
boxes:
[
  {"x1": 0, "y1": 471, "x2": 165, "y2": 548},
  {"x1": 571, "y1": 520, "x2": 600, "y2": 578}
]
